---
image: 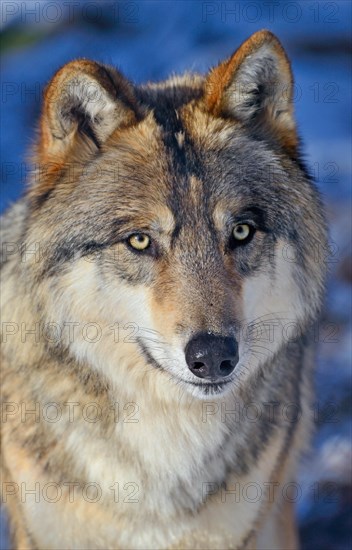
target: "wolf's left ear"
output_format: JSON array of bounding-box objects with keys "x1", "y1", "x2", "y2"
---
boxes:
[{"x1": 204, "y1": 30, "x2": 297, "y2": 155}]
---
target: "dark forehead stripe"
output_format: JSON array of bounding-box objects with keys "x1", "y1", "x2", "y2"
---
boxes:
[
  {"x1": 153, "y1": 101, "x2": 188, "y2": 172},
  {"x1": 137, "y1": 84, "x2": 213, "y2": 231},
  {"x1": 138, "y1": 84, "x2": 200, "y2": 169}
]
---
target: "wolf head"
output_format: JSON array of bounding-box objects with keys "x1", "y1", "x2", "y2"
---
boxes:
[{"x1": 26, "y1": 31, "x2": 327, "y2": 399}]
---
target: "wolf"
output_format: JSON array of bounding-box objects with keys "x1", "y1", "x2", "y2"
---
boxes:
[{"x1": 1, "y1": 30, "x2": 327, "y2": 549}]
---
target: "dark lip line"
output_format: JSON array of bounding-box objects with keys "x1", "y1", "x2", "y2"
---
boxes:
[{"x1": 136, "y1": 338, "x2": 234, "y2": 389}]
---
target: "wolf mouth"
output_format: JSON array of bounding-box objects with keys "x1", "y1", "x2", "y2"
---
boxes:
[{"x1": 137, "y1": 338, "x2": 235, "y2": 394}]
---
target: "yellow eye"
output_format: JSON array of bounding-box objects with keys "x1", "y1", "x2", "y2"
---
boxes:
[
  {"x1": 232, "y1": 224, "x2": 251, "y2": 241},
  {"x1": 128, "y1": 234, "x2": 151, "y2": 251}
]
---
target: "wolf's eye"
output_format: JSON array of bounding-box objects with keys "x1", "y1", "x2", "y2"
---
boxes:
[
  {"x1": 232, "y1": 224, "x2": 252, "y2": 241},
  {"x1": 128, "y1": 234, "x2": 151, "y2": 251}
]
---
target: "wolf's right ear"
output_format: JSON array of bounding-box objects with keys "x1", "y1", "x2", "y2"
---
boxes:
[
  {"x1": 203, "y1": 30, "x2": 298, "y2": 156},
  {"x1": 39, "y1": 59, "x2": 141, "y2": 164}
]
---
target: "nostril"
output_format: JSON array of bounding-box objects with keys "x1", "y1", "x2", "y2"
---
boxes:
[
  {"x1": 219, "y1": 360, "x2": 235, "y2": 376},
  {"x1": 192, "y1": 362, "x2": 205, "y2": 370}
]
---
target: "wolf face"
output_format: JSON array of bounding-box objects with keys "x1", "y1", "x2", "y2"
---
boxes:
[{"x1": 25, "y1": 31, "x2": 327, "y2": 400}]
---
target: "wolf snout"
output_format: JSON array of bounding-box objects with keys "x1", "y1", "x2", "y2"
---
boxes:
[{"x1": 185, "y1": 333, "x2": 238, "y2": 380}]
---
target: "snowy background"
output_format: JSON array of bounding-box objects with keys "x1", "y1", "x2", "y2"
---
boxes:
[{"x1": 1, "y1": 1, "x2": 351, "y2": 548}]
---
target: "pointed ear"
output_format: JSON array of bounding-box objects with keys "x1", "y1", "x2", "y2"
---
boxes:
[
  {"x1": 39, "y1": 59, "x2": 140, "y2": 164},
  {"x1": 204, "y1": 30, "x2": 298, "y2": 156}
]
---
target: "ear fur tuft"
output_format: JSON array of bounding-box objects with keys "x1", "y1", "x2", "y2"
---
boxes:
[
  {"x1": 204, "y1": 30, "x2": 298, "y2": 155},
  {"x1": 39, "y1": 59, "x2": 141, "y2": 164}
]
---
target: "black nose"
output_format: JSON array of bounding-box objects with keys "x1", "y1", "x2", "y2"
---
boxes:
[{"x1": 185, "y1": 333, "x2": 238, "y2": 380}]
